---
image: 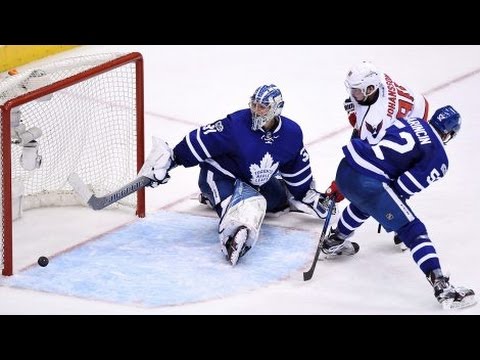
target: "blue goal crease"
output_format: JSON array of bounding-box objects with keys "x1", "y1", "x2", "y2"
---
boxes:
[{"x1": 1, "y1": 210, "x2": 316, "y2": 308}]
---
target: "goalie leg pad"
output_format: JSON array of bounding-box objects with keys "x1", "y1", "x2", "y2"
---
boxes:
[{"x1": 218, "y1": 180, "x2": 267, "y2": 261}]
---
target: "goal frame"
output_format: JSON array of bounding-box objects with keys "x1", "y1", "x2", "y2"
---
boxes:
[{"x1": 1, "y1": 52, "x2": 145, "y2": 276}]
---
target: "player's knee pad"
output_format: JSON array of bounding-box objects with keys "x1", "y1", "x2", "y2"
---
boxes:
[{"x1": 218, "y1": 180, "x2": 267, "y2": 254}]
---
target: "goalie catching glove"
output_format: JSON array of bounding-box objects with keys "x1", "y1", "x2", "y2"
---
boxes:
[{"x1": 138, "y1": 137, "x2": 176, "y2": 187}]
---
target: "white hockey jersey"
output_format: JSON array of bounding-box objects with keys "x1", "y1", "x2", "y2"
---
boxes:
[{"x1": 351, "y1": 72, "x2": 429, "y2": 144}]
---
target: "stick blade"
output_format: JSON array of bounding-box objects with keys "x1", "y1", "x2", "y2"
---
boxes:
[
  {"x1": 302, "y1": 246, "x2": 320, "y2": 281},
  {"x1": 303, "y1": 271, "x2": 314, "y2": 281},
  {"x1": 302, "y1": 198, "x2": 336, "y2": 281},
  {"x1": 67, "y1": 172, "x2": 94, "y2": 204}
]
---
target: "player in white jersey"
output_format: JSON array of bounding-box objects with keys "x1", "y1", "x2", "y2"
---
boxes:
[
  {"x1": 325, "y1": 61, "x2": 430, "y2": 246},
  {"x1": 343, "y1": 60, "x2": 429, "y2": 144}
]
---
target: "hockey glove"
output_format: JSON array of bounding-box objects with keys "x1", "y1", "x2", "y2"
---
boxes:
[
  {"x1": 325, "y1": 180, "x2": 345, "y2": 202},
  {"x1": 296, "y1": 189, "x2": 331, "y2": 219},
  {"x1": 344, "y1": 98, "x2": 357, "y2": 128},
  {"x1": 139, "y1": 137, "x2": 176, "y2": 188},
  {"x1": 344, "y1": 98, "x2": 355, "y2": 114}
]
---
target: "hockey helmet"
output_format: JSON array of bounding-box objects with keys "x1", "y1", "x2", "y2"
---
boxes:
[
  {"x1": 249, "y1": 84, "x2": 284, "y2": 131},
  {"x1": 430, "y1": 105, "x2": 462, "y2": 144},
  {"x1": 344, "y1": 61, "x2": 382, "y2": 99}
]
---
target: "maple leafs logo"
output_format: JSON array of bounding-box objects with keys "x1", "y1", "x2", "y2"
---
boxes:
[{"x1": 249, "y1": 152, "x2": 279, "y2": 186}]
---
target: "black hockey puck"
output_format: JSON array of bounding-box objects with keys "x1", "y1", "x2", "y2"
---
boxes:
[{"x1": 38, "y1": 256, "x2": 49, "y2": 267}]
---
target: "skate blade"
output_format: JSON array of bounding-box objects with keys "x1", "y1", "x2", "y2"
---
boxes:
[
  {"x1": 394, "y1": 242, "x2": 408, "y2": 252},
  {"x1": 442, "y1": 295, "x2": 477, "y2": 310},
  {"x1": 318, "y1": 252, "x2": 341, "y2": 261}
]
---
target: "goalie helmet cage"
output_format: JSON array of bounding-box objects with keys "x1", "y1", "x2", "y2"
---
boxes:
[{"x1": 0, "y1": 52, "x2": 145, "y2": 276}]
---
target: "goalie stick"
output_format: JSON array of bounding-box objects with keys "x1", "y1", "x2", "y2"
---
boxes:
[
  {"x1": 303, "y1": 197, "x2": 336, "y2": 281},
  {"x1": 67, "y1": 173, "x2": 152, "y2": 210}
]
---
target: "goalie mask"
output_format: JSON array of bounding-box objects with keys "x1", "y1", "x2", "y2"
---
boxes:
[
  {"x1": 249, "y1": 84, "x2": 284, "y2": 131},
  {"x1": 430, "y1": 105, "x2": 462, "y2": 144},
  {"x1": 344, "y1": 61, "x2": 382, "y2": 101}
]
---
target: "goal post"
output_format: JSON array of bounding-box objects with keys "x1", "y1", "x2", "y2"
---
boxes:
[{"x1": 1, "y1": 52, "x2": 145, "y2": 276}]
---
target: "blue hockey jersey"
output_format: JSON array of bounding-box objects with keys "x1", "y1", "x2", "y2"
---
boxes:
[
  {"x1": 343, "y1": 117, "x2": 449, "y2": 198},
  {"x1": 173, "y1": 109, "x2": 313, "y2": 200}
]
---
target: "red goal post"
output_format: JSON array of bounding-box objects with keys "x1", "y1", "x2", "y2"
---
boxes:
[{"x1": 0, "y1": 52, "x2": 145, "y2": 276}]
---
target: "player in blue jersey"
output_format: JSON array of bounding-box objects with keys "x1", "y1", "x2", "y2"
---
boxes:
[
  {"x1": 138, "y1": 84, "x2": 330, "y2": 266},
  {"x1": 323, "y1": 105, "x2": 475, "y2": 309}
]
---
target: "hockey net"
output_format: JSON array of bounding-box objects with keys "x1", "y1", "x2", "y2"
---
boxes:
[{"x1": 0, "y1": 52, "x2": 145, "y2": 275}]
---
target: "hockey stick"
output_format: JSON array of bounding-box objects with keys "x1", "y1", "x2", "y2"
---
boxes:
[
  {"x1": 67, "y1": 172, "x2": 152, "y2": 210},
  {"x1": 303, "y1": 197, "x2": 336, "y2": 281}
]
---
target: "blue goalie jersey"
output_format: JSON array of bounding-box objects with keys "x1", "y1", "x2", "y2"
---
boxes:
[
  {"x1": 173, "y1": 109, "x2": 313, "y2": 200},
  {"x1": 343, "y1": 117, "x2": 449, "y2": 198}
]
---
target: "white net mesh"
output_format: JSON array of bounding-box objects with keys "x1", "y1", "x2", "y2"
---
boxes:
[{"x1": 1, "y1": 52, "x2": 142, "y2": 274}]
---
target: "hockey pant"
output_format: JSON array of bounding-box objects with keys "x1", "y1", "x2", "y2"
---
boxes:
[
  {"x1": 198, "y1": 167, "x2": 289, "y2": 217},
  {"x1": 335, "y1": 158, "x2": 441, "y2": 275}
]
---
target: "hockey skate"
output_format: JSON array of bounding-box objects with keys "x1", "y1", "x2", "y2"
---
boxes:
[
  {"x1": 428, "y1": 270, "x2": 476, "y2": 310},
  {"x1": 393, "y1": 234, "x2": 408, "y2": 251},
  {"x1": 225, "y1": 226, "x2": 250, "y2": 266},
  {"x1": 321, "y1": 228, "x2": 359, "y2": 258}
]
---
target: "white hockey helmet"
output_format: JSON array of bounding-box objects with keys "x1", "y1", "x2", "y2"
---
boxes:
[
  {"x1": 249, "y1": 84, "x2": 284, "y2": 131},
  {"x1": 344, "y1": 61, "x2": 382, "y2": 98}
]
